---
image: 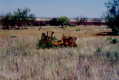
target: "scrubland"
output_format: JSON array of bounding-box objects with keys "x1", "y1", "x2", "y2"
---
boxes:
[{"x1": 0, "y1": 25, "x2": 119, "y2": 80}]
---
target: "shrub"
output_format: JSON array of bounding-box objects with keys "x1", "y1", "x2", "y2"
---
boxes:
[
  {"x1": 76, "y1": 28, "x2": 80, "y2": 32},
  {"x1": 110, "y1": 38, "x2": 119, "y2": 44},
  {"x1": 96, "y1": 48, "x2": 102, "y2": 53},
  {"x1": 10, "y1": 34, "x2": 17, "y2": 38},
  {"x1": 58, "y1": 16, "x2": 70, "y2": 27},
  {"x1": 106, "y1": 37, "x2": 113, "y2": 40},
  {"x1": 104, "y1": 51, "x2": 119, "y2": 63},
  {"x1": 68, "y1": 24, "x2": 76, "y2": 27},
  {"x1": 105, "y1": 0, "x2": 119, "y2": 34},
  {"x1": 106, "y1": 37, "x2": 119, "y2": 44},
  {"x1": 49, "y1": 18, "x2": 59, "y2": 26}
]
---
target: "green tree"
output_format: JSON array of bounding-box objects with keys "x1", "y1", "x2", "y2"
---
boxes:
[
  {"x1": 58, "y1": 16, "x2": 70, "y2": 27},
  {"x1": 13, "y1": 8, "x2": 35, "y2": 26},
  {"x1": 75, "y1": 17, "x2": 80, "y2": 25},
  {"x1": 0, "y1": 13, "x2": 12, "y2": 29},
  {"x1": 0, "y1": 8, "x2": 35, "y2": 29},
  {"x1": 75, "y1": 16, "x2": 88, "y2": 25},
  {"x1": 105, "y1": 0, "x2": 119, "y2": 34},
  {"x1": 79, "y1": 17, "x2": 88, "y2": 25},
  {"x1": 49, "y1": 18, "x2": 59, "y2": 26}
]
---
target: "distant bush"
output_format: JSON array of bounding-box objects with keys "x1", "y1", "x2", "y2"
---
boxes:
[
  {"x1": 58, "y1": 16, "x2": 70, "y2": 27},
  {"x1": 76, "y1": 28, "x2": 80, "y2": 32},
  {"x1": 10, "y1": 34, "x2": 17, "y2": 38},
  {"x1": 75, "y1": 16, "x2": 88, "y2": 25},
  {"x1": 106, "y1": 37, "x2": 113, "y2": 41},
  {"x1": 49, "y1": 18, "x2": 59, "y2": 26},
  {"x1": 0, "y1": 8, "x2": 35, "y2": 29},
  {"x1": 68, "y1": 24, "x2": 76, "y2": 27},
  {"x1": 106, "y1": 37, "x2": 119, "y2": 44},
  {"x1": 111, "y1": 38, "x2": 119, "y2": 44}
]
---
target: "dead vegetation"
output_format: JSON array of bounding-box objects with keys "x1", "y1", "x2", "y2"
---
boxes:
[{"x1": 0, "y1": 26, "x2": 119, "y2": 80}]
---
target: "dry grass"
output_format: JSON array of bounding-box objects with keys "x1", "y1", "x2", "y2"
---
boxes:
[
  {"x1": 0, "y1": 25, "x2": 119, "y2": 80},
  {"x1": 0, "y1": 25, "x2": 111, "y2": 38}
]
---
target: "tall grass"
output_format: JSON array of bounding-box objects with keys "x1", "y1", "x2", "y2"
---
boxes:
[{"x1": 0, "y1": 35, "x2": 119, "y2": 80}]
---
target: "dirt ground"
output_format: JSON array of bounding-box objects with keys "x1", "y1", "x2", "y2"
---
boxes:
[
  {"x1": 0, "y1": 25, "x2": 119, "y2": 80},
  {"x1": 0, "y1": 25, "x2": 112, "y2": 38}
]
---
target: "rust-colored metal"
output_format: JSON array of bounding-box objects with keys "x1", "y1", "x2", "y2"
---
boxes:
[
  {"x1": 40, "y1": 31, "x2": 77, "y2": 48},
  {"x1": 62, "y1": 35, "x2": 77, "y2": 47}
]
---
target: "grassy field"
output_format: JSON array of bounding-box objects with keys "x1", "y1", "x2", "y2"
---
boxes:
[
  {"x1": 0, "y1": 25, "x2": 111, "y2": 38},
  {"x1": 0, "y1": 25, "x2": 119, "y2": 80}
]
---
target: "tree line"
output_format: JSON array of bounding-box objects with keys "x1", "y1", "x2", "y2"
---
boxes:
[
  {"x1": 0, "y1": 0, "x2": 119, "y2": 35},
  {"x1": 0, "y1": 8, "x2": 89, "y2": 29},
  {"x1": 0, "y1": 8, "x2": 35, "y2": 29}
]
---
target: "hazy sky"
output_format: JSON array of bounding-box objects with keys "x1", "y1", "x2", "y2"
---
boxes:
[{"x1": 0, "y1": 0, "x2": 108, "y2": 18}]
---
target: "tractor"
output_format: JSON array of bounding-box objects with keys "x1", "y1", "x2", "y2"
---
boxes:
[{"x1": 38, "y1": 31, "x2": 77, "y2": 48}]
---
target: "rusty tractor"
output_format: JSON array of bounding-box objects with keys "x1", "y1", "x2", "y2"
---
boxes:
[{"x1": 38, "y1": 31, "x2": 77, "y2": 48}]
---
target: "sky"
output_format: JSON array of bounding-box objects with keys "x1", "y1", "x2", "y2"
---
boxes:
[{"x1": 0, "y1": 0, "x2": 108, "y2": 18}]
